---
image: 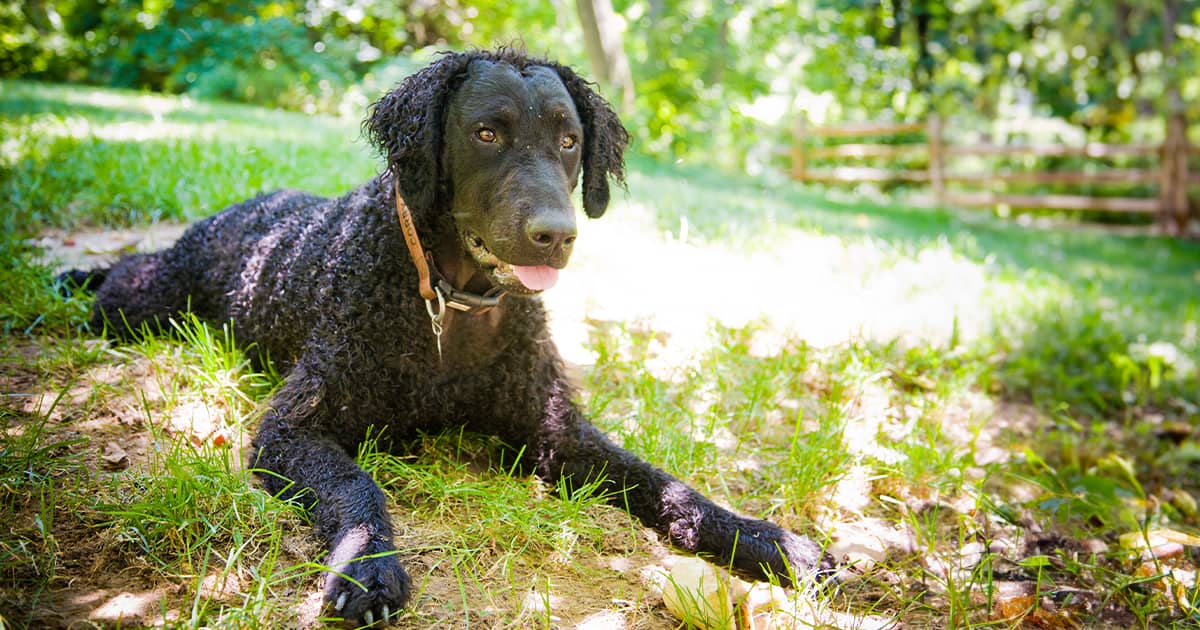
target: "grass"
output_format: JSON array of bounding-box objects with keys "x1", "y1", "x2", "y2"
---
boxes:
[
  {"x1": 0, "y1": 80, "x2": 379, "y2": 230},
  {"x1": 2, "y1": 79, "x2": 1199, "y2": 628}
]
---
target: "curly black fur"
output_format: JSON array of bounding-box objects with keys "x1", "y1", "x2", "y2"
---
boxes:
[{"x1": 62, "y1": 50, "x2": 829, "y2": 626}]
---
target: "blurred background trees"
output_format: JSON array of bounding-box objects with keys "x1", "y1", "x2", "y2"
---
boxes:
[{"x1": 3, "y1": 0, "x2": 1198, "y2": 170}]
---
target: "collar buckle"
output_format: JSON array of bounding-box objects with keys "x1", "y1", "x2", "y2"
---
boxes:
[{"x1": 437, "y1": 279, "x2": 503, "y2": 312}]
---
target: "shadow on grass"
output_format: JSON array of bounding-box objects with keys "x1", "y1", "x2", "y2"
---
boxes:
[
  {"x1": 1, "y1": 79, "x2": 383, "y2": 231},
  {"x1": 0, "y1": 79, "x2": 354, "y2": 132}
]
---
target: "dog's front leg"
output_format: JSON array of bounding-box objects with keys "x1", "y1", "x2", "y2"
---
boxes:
[
  {"x1": 530, "y1": 381, "x2": 830, "y2": 587},
  {"x1": 253, "y1": 404, "x2": 409, "y2": 626}
]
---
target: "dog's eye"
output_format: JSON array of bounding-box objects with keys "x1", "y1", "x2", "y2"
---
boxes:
[
  {"x1": 560, "y1": 135, "x2": 578, "y2": 150},
  {"x1": 475, "y1": 128, "x2": 497, "y2": 143}
]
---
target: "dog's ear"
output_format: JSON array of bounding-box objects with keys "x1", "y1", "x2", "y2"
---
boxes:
[
  {"x1": 550, "y1": 64, "x2": 629, "y2": 219},
  {"x1": 364, "y1": 52, "x2": 475, "y2": 215}
]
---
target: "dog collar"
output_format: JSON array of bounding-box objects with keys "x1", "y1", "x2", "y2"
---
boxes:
[
  {"x1": 394, "y1": 180, "x2": 503, "y2": 359},
  {"x1": 393, "y1": 179, "x2": 504, "y2": 311}
]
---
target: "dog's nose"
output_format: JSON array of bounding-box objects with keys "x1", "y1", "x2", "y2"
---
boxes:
[{"x1": 525, "y1": 210, "x2": 577, "y2": 252}]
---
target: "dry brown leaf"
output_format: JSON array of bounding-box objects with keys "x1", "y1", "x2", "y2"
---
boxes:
[
  {"x1": 993, "y1": 593, "x2": 1036, "y2": 622},
  {"x1": 101, "y1": 442, "x2": 129, "y2": 469},
  {"x1": 1025, "y1": 607, "x2": 1083, "y2": 630},
  {"x1": 993, "y1": 591, "x2": 1092, "y2": 629}
]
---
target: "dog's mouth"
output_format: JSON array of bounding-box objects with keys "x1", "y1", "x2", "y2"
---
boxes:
[{"x1": 463, "y1": 231, "x2": 563, "y2": 297}]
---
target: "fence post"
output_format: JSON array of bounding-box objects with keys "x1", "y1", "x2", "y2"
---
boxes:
[
  {"x1": 1160, "y1": 0, "x2": 1191, "y2": 235},
  {"x1": 1159, "y1": 101, "x2": 1189, "y2": 235},
  {"x1": 927, "y1": 114, "x2": 945, "y2": 205},
  {"x1": 791, "y1": 114, "x2": 807, "y2": 181}
]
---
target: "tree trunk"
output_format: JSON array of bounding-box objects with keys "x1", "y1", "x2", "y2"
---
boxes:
[{"x1": 575, "y1": 0, "x2": 636, "y2": 113}]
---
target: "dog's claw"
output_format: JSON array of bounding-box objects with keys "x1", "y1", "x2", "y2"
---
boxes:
[
  {"x1": 365, "y1": 610, "x2": 374, "y2": 625},
  {"x1": 335, "y1": 592, "x2": 347, "y2": 612}
]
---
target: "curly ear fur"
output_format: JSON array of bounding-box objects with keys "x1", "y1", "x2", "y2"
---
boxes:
[
  {"x1": 549, "y1": 63, "x2": 630, "y2": 219},
  {"x1": 364, "y1": 50, "x2": 629, "y2": 221},
  {"x1": 363, "y1": 52, "x2": 475, "y2": 218}
]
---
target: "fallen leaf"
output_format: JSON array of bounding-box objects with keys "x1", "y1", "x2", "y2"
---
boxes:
[
  {"x1": 518, "y1": 586, "x2": 563, "y2": 625},
  {"x1": 1120, "y1": 528, "x2": 1200, "y2": 550},
  {"x1": 101, "y1": 442, "x2": 129, "y2": 469},
  {"x1": 993, "y1": 593, "x2": 1035, "y2": 622}
]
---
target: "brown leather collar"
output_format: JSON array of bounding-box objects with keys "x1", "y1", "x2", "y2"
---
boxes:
[{"x1": 393, "y1": 179, "x2": 503, "y2": 313}]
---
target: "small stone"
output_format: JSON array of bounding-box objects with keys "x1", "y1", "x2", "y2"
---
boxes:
[{"x1": 662, "y1": 558, "x2": 734, "y2": 630}]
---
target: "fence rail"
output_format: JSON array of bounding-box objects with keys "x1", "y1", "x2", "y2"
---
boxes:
[{"x1": 790, "y1": 114, "x2": 1197, "y2": 234}]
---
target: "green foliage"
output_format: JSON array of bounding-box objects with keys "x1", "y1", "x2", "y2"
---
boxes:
[
  {"x1": 12, "y1": 0, "x2": 1200, "y2": 167},
  {"x1": 795, "y1": 1, "x2": 1200, "y2": 133},
  {"x1": 1021, "y1": 445, "x2": 1146, "y2": 530},
  {"x1": 167, "y1": 313, "x2": 281, "y2": 401},
  {"x1": 584, "y1": 321, "x2": 852, "y2": 517},
  {"x1": 360, "y1": 430, "x2": 618, "y2": 561},
  {"x1": 618, "y1": 1, "x2": 780, "y2": 159},
  {"x1": 0, "y1": 1, "x2": 80, "y2": 78},
  {"x1": 10, "y1": 1, "x2": 359, "y2": 110},
  {"x1": 6, "y1": 1, "x2": 578, "y2": 116},
  {"x1": 995, "y1": 301, "x2": 1198, "y2": 420}
]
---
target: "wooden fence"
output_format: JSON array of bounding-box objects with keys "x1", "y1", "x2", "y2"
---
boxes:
[{"x1": 790, "y1": 114, "x2": 1198, "y2": 234}]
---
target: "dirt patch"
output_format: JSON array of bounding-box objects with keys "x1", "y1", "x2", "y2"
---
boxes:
[
  {"x1": 30, "y1": 224, "x2": 189, "y2": 276},
  {"x1": 0, "y1": 338, "x2": 313, "y2": 629},
  {"x1": 0, "y1": 403, "x2": 185, "y2": 629},
  {"x1": 28, "y1": 517, "x2": 181, "y2": 629}
]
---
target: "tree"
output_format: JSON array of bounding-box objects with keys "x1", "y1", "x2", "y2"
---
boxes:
[{"x1": 576, "y1": 0, "x2": 635, "y2": 113}]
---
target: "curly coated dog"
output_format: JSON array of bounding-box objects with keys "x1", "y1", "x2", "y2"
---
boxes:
[{"x1": 61, "y1": 49, "x2": 829, "y2": 625}]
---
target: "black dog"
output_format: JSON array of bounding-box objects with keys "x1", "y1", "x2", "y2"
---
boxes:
[{"x1": 61, "y1": 49, "x2": 828, "y2": 625}]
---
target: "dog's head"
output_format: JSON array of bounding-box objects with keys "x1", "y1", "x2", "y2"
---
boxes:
[{"x1": 365, "y1": 49, "x2": 628, "y2": 296}]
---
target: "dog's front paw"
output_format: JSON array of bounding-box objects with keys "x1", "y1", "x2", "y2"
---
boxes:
[
  {"x1": 323, "y1": 528, "x2": 411, "y2": 626},
  {"x1": 732, "y1": 521, "x2": 835, "y2": 588},
  {"x1": 773, "y1": 529, "x2": 837, "y2": 586},
  {"x1": 325, "y1": 554, "x2": 410, "y2": 626}
]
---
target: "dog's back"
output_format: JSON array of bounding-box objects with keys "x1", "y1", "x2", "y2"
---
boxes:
[{"x1": 71, "y1": 187, "x2": 356, "y2": 362}]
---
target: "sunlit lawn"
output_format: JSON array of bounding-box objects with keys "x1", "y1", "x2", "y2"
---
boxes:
[{"x1": 2, "y1": 80, "x2": 1199, "y2": 628}]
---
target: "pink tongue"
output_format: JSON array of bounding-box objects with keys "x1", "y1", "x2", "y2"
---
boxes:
[{"x1": 511, "y1": 265, "x2": 559, "y2": 291}]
